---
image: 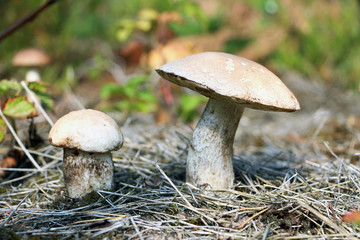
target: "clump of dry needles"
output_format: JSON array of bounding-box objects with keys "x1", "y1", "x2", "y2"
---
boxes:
[{"x1": 1, "y1": 79, "x2": 360, "y2": 239}]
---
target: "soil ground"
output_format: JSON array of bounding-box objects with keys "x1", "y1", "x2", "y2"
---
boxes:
[{"x1": 1, "y1": 71, "x2": 360, "y2": 239}]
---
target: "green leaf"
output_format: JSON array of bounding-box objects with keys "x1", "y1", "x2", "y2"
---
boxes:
[
  {"x1": 124, "y1": 75, "x2": 147, "y2": 89},
  {"x1": 27, "y1": 82, "x2": 54, "y2": 110},
  {"x1": 123, "y1": 75, "x2": 149, "y2": 98},
  {"x1": 134, "y1": 101, "x2": 153, "y2": 112},
  {"x1": 28, "y1": 81, "x2": 47, "y2": 93},
  {"x1": 115, "y1": 101, "x2": 131, "y2": 111},
  {"x1": 3, "y1": 96, "x2": 37, "y2": 119},
  {"x1": 180, "y1": 94, "x2": 206, "y2": 112},
  {"x1": 128, "y1": 75, "x2": 148, "y2": 85},
  {"x1": 116, "y1": 19, "x2": 136, "y2": 42},
  {"x1": 169, "y1": 3, "x2": 209, "y2": 36},
  {"x1": 0, "y1": 79, "x2": 21, "y2": 97},
  {"x1": 123, "y1": 84, "x2": 137, "y2": 98},
  {"x1": 35, "y1": 92, "x2": 54, "y2": 110},
  {"x1": 0, "y1": 118, "x2": 6, "y2": 144},
  {"x1": 169, "y1": 18, "x2": 204, "y2": 36},
  {"x1": 100, "y1": 75, "x2": 157, "y2": 114},
  {"x1": 100, "y1": 83, "x2": 123, "y2": 99},
  {"x1": 138, "y1": 91, "x2": 157, "y2": 102},
  {"x1": 178, "y1": 94, "x2": 207, "y2": 122}
]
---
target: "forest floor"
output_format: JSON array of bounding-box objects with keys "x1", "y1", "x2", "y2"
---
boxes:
[{"x1": 1, "y1": 70, "x2": 360, "y2": 239}]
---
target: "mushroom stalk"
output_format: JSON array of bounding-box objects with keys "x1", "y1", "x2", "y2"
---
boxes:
[
  {"x1": 186, "y1": 98, "x2": 244, "y2": 189},
  {"x1": 63, "y1": 149, "x2": 114, "y2": 198}
]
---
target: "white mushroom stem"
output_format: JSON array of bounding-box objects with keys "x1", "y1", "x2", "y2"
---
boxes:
[
  {"x1": 63, "y1": 149, "x2": 114, "y2": 198},
  {"x1": 186, "y1": 98, "x2": 244, "y2": 189}
]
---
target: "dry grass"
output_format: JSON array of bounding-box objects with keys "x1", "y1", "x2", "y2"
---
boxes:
[{"x1": 1, "y1": 80, "x2": 360, "y2": 239}]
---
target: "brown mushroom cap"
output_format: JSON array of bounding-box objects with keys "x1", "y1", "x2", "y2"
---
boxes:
[
  {"x1": 156, "y1": 52, "x2": 300, "y2": 112},
  {"x1": 12, "y1": 48, "x2": 51, "y2": 67},
  {"x1": 49, "y1": 109, "x2": 123, "y2": 153}
]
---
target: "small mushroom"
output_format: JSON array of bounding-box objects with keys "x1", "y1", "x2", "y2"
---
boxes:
[
  {"x1": 48, "y1": 109, "x2": 123, "y2": 198},
  {"x1": 156, "y1": 52, "x2": 300, "y2": 189}
]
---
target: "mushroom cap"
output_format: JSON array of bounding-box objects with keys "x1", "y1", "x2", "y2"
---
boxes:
[
  {"x1": 49, "y1": 109, "x2": 123, "y2": 153},
  {"x1": 156, "y1": 52, "x2": 300, "y2": 112},
  {"x1": 12, "y1": 48, "x2": 51, "y2": 67}
]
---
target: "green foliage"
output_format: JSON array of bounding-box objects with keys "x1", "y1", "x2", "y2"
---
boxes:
[
  {"x1": 0, "y1": 79, "x2": 54, "y2": 143},
  {"x1": 100, "y1": 75, "x2": 157, "y2": 113},
  {"x1": 207, "y1": 12, "x2": 224, "y2": 33},
  {"x1": 0, "y1": 79, "x2": 53, "y2": 110},
  {"x1": 0, "y1": 0, "x2": 221, "y2": 121},
  {"x1": 1, "y1": 0, "x2": 179, "y2": 72},
  {"x1": 177, "y1": 94, "x2": 207, "y2": 122},
  {"x1": 114, "y1": 0, "x2": 223, "y2": 43},
  {"x1": 115, "y1": 8, "x2": 158, "y2": 42},
  {"x1": 28, "y1": 82, "x2": 54, "y2": 110},
  {"x1": 0, "y1": 80, "x2": 21, "y2": 98},
  {"x1": 168, "y1": 3, "x2": 208, "y2": 36},
  {"x1": 4, "y1": 0, "x2": 360, "y2": 122},
  {"x1": 168, "y1": 2, "x2": 223, "y2": 36},
  {"x1": 2, "y1": 96, "x2": 36, "y2": 119}
]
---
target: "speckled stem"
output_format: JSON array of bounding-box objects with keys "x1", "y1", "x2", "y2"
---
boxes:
[
  {"x1": 186, "y1": 98, "x2": 244, "y2": 189},
  {"x1": 63, "y1": 149, "x2": 114, "y2": 198}
]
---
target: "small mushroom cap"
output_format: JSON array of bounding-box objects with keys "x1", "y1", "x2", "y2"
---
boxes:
[
  {"x1": 49, "y1": 109, "x2": 123, "y2": 152},
  {"x1": 156, "y1": 52, "x2": 300, "y2": 112},
  {"x1": 12, "y1": 48, "x2": 51, "y2": 67}
]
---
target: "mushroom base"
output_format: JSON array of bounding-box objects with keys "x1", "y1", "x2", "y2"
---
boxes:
[
  {"x1": 186, "y1": 98, "x2": 244, "y2": 189},
  {"x1": 63, "y1": 149, "x2": 114, "y2": 199}
]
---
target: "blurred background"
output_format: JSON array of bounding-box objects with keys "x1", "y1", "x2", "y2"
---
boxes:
[{"x1": 0, "y1": 0, "x2": 359, "y2": 123}]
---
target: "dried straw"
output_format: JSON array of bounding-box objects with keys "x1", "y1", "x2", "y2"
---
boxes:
[{"x1": 0, "y1": 110, "x2": 360, "y2": 239}]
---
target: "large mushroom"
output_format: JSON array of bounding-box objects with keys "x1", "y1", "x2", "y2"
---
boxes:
[
  {"x1": 48, "y1": 109, "x2": 123, "y2": 198},
  {"x1": 156, "y1": 52, "x2": 300, "y2": 189}
]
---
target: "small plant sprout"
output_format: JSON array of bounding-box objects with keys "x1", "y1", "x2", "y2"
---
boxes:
[
  {"x1": 156, "y1": 52, "x2": 300, "y2": 190},
  {"x1": 48, "y1": 109, "x2": 123, "y2": 199}
]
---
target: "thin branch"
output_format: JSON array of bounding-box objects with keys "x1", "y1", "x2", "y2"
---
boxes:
[{"x1": 0, "y1": 0, "x2": 59, "y2": 43}]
